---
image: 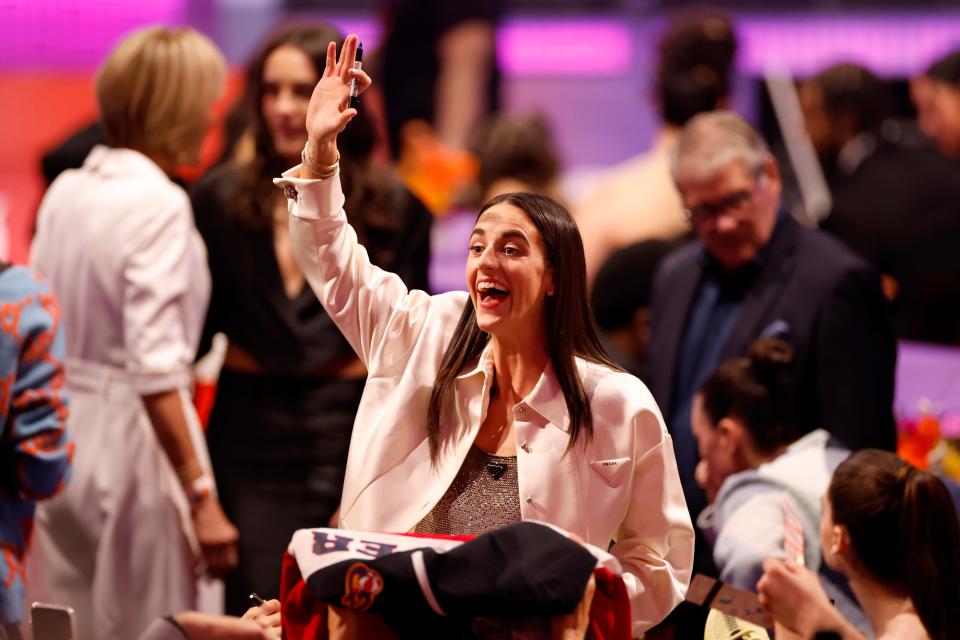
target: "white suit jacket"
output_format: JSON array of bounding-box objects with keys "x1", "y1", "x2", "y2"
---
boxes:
[{"x1": 276, "y1": 168, "x2": 694, "y2": 634}]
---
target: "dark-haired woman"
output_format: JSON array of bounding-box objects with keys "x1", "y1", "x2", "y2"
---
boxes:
[
  {"x1": 691, "y1": 338, "x2": 868, "y2": 633},
  {"x1": 758, "y1": 449, "x2": 960, "y2": 640},
  {"x1": 274, "y1": 36, "x2": 693, "y2": 635},
  {"x1": 190, "y1": 25, "x2": 432, "y2": 614}
]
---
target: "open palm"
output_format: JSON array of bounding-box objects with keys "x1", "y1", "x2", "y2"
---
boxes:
[{"x1": 305, "y1": 34, "x2": 371, "y2": 148}]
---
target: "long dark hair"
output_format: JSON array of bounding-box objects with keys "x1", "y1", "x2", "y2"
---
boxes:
[
  {"x1": 233, "y1": 25, "x2": 394, "y2": 244},
  {"x1": 829, "y1": 449, "x2": 960, "y2": 640},
  {"x1": 698, "y1": 337, "x2": 804, "y2": 453},
  {"x1": 425, "y1": 192, "x2": 619, "y2": 462},
  {"x1": 233, "y1": 25, "x2": 341, "y2": 228}
]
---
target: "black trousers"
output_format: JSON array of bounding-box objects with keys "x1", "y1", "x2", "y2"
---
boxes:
[{"x1": 207, "y1": 369, "x2": 365, "y2": 615}]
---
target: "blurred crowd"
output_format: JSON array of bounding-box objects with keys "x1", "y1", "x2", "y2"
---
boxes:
[{"x1": 3, "y1": 2, "x2": 960, "y2": 639}]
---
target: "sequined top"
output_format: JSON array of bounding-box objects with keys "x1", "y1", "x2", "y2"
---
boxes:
[{"x1": 414, "y1": 445, "x2": 521, "y2": 535}]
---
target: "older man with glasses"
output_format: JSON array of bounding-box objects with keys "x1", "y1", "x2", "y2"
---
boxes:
[{"x1": 646, "y1": 111, "x2": 896, "y2": 576}]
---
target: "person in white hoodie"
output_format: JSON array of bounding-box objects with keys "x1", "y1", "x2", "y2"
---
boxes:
[{"x1": 691, "y1": 337, "x2": 870, "y2": 635}]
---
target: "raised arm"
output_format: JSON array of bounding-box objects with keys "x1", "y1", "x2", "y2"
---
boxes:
[{"x1": 278, "y1": 36, "x2": 462, "y2": 373}]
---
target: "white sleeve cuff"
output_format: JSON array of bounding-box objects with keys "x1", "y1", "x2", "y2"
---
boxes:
[{"x1": 273, "y1": 166, "x2": 346, "y2": 221}]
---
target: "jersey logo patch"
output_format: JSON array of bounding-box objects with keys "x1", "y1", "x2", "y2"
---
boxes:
[{"x1": 341, "y1": 562, "x2": 384, "y2": 610}]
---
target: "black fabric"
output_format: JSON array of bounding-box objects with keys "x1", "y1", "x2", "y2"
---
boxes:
[
  {"x1": 210, "y1": 370, "x2": 366, "y2": 614},
  {"x1": 377, "y1": 0, "x2": 505, "y2": 155},
  {"x1": 820, "y1": 124, "x2": 960, "y2": 345},
  {"x1": 190, "y1": 163, "x2": 432, "y2": 374},
  {"x1": 304, "y1": 522, "x2": 597, "y2": 639},
  {"x1": 40, "y1": 121, "x2": 108, "y2": 185}
]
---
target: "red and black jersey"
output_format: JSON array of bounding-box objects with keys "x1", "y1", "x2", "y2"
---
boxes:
[{"x1": 280, "y1": 521, "x2": 632, "y2": 639}]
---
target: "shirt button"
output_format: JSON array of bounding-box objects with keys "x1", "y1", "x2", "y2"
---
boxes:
[
  {"x1": 517, "y1": 406, "x2": 527, "y2": 415},
  {"x1": 283, "y1": 185, "x2": 298, "y2": 199},
  {"x1": 525, "y1": 496, "x2": 534, "y2": 504},
  {"x1": 521, "y1": 442, "x2": 531, "y2": 453}
]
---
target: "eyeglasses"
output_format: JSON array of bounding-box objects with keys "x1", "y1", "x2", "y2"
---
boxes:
[{"x1": 681, "y1": 173, "x2": 766, "y2": 223}]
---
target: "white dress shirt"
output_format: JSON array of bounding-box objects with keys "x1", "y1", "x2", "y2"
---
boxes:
[
  {"x1": 30, "y1": 146, "x2": 212, "y2": 639},
  {"x1": 276, "y1": 167, "x2": 694, "y2": 634}
]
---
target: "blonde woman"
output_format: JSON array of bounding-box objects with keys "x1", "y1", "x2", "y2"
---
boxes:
[{"x1": 31, "y1": 27, "x2": 237, "y2": 640}]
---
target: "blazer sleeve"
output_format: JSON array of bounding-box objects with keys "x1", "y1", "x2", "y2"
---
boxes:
[
  {"x1": 276, "y1": 168, "x2": 440, "y2": 376},
  {"x1": 609, "y1": 409, "x2": 694, "y2": 634},
  {"x1": 816, "y1": 264, "x2": 897, "y2": 451}
]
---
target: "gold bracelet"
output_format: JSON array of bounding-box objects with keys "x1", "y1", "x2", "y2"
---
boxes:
[
  {"x1": 301, "y1": 144, "x2": 339, "y2": 178},
  {"x1": 176, "y1": 460, "x2": 205, "y2": 485}
]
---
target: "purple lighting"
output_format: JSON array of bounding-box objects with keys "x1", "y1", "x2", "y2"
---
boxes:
[
  {"x1": 498, "y1": 19, "x2": 632, "y2": 76},
  {"x1": 738, "y1": 13, "x2": 960, "y2": 77},
  {"x1": 0, "y1": 0, "x2": 188, "y2": 68}
]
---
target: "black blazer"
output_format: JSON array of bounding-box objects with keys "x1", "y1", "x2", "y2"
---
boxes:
[{"x1": 648, "y1": 213, "x2": 897, "y2": 453}]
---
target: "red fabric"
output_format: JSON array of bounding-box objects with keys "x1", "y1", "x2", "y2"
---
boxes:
[
  {"x1": 587, "y1": 566, "x2": 632, "y2": 640},
  {"x1": 280, "y1": 552, "x2": 329, "y2": 640}
]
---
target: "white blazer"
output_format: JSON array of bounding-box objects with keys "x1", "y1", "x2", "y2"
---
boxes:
[{"x1": 276, "y1": 169, "x2": 694, "y2": 634}]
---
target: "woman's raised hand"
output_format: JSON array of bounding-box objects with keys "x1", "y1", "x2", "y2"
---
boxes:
[{"x1": 303, "y1": 34, "x2": 371, "y2": 168}]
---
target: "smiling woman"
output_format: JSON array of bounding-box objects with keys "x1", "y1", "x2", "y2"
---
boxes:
[{"x1": 274, "y1": 35, "x2": 694, "y2": 635}]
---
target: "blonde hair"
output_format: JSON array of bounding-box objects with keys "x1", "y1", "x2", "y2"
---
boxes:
[
  {"x1": 97, "y1": 26, "x2": 226, "y2": 165},
  {"x1": 670, "y1": 110, "x2": 770, "y2": 184}
]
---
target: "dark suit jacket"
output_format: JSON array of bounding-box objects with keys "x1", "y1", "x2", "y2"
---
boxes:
[{"x1": 648, "y1": 214, "x2": 897, "y2": 453}]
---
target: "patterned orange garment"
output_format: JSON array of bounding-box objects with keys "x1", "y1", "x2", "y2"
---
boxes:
[{"x1": 0, "y1": 265, "x2": 71, "y2": 627}]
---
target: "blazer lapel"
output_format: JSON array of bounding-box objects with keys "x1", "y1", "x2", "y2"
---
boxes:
[
  {"x1": 650, "y1": 252, "x2": 702, "y2": 419},
  {"x1": 721, "y1": 215, "x2": 800, "y2": 361}
]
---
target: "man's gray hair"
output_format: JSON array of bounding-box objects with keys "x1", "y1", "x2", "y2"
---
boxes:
[{"x1": 670, "y1": 110, "x2": 771, "y2": 184}]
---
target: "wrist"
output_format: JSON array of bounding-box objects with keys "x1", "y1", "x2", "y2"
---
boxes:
[
  {"x1": 184, "y1": 473, "x2": 214, "y2": 510},
  {"x1": 304, "y1": 138, "x2": 338, "y2": 167},
  {"x1": 803, "y1": 602, "x2": 846, "y2": 638},
  {"x1": 301, "y1": 143, "x2": 340, "y2": 179}
]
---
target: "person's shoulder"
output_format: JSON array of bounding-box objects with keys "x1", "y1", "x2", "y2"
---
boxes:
[
  {"x1": 427, "y1": 290, "x2": 470, "y2": 321},
  {"x1": 0, "y1": 266, "x2": 50, "y2": 299},
  {"x1": 191, "y1": 162, "x2": 244, "y2": 201},
  {"x1": 577, "y1": 151, "x2": 670, "y2": 219},
  {"x1": 795, "y1": 223, "x2": 869, "y2": 272},
  {"x1": 578, "y1": 359, "x2": 660, "y2": 414},
  {"x1": 190, "y1": 162, "x2": 246, "y2": 225},
  {"x1": 656, "y1": 238, "x2": 701, "y2": 276},
  {"x1": 713, "y1": 467, "x2": 786, "y2": 518}
]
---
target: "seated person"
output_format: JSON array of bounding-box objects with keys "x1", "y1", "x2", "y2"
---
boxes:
[
  {"x1": 139, "y1": 599, "x2": 281, "y2": 640},
  {"x1": 274, "y1": 35, "x2": 694, "y2": 636},
  {"x1": 758, "y1": 449, "x2": 960, "y2": 640},
  {"x1": 691, "y1": 338, "x2": 868, "y2": 632}
]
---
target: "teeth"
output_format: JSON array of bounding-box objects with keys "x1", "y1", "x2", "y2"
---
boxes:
[{"x1": 478, "y1": 281, "x2": 507, "y2": 292}]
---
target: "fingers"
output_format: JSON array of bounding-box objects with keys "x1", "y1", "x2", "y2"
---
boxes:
[
  {"x1": 337, "y1": 34, "x2": 359, "y2": 80},
  {"x1": 762, "y1": 556, "x2": 788, "y2": 574},
  {"x1": 337, "y1": 108, "x2": 358, "y2": 131},
  {"x1": 350, "y1": 69, "x2": 373, "y2": 95},
  {"x1": 241, "y1": 599, "x2": 277, "y2": 621},
  {"x1": 324, "y1": 41, "x2": 337, "y2": 78},
  {"x1": 259, "y1": 598, "x2": 281, "y2": 615}
]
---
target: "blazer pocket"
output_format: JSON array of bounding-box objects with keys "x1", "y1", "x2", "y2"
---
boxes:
[{"x1": 589, "y1": 457, "x2": 631, "y2": 486}]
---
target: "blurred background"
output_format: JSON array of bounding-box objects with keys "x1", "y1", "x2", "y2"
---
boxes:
[
  {"x1": 2, "y1": 0, "x2": 958, "y2": 261},
  {"x1": 2, "y1": 0, "x2": 959, "y2": 464}
]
